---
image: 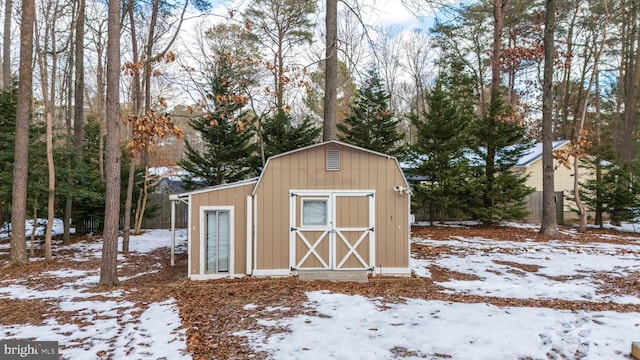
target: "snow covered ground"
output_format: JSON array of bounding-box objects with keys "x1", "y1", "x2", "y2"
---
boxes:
[
  {"x1": 238, "y1": 291, "x2": 637, "y2": 360},
  {"x1": 237, "y1": 225, "x2": 640, "y2": 360},
  {"x1": 2, "y1": 223, "x2": 640, "y2": 359},
  {"x1": 0, "y1": 229, "x2": 190, "y2": 360}
]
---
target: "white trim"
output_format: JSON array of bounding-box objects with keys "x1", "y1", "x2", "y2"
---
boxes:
[
  {"x1": 253, "y1": 195, "x2": 258, "y2": 273},
  {"x1": 251, "y1": 269, "x2": 291, "y2": 277},
  {"x1": 179, "y1": 178, "x2": 258, "y2": 197},
  {"x1": 187, "y1": 195, "x2": 193, "y2": 277},
  {"x1": 199, "y1": 206, "x2": 235, "y2": 275},
  {"x1": 373, "y1": 267, "x2": 412, "y2": 276},
  {"x1": 289, "y1": 194, "x2": 296, "y2": 270},
  {"x1": 407, "y1": 191, "x2": 411, "y2": 271},
  {"x1": 291, "y1": 189, "x2": 375, "y2": 196},
  {"x1": 290, "y1": 190, "x2": 376, "y2": 271},
  {"x1": 369, "y1": 193, "x2": 376, "y2": 270},
  {"x1": 189, "y1": 273, "x2": 245, "y2": 280},
  {"x1": 246, "y1": 196, "x2": 253, "y2": 276}
]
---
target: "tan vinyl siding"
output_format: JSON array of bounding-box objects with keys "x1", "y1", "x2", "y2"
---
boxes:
[
  {"x1": 189, "y1": 183, "x2": 254, "y2": 276},
  {"x1": 254, "y1": 143, "x2": 409, "y2": 271}
]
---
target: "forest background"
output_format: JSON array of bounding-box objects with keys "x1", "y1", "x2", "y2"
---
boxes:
[{"x1": 1, "y1": 0, "x2": 639, "y2": 285}]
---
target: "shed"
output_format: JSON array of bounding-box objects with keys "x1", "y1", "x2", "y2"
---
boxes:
[{"x1": 175, "y1": 140, "x2": 411, "y2": 280}]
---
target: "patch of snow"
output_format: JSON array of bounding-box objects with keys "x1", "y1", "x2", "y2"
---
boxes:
[
  {"x1": 410, "y1": 236, "x2": 640, "y2": 304},
  {"x1": 237, "y1": 290, "x2": 640, "y2": 360}
]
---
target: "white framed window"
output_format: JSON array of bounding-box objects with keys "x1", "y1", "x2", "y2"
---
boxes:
[
  {"x1": 199, "y1": 206, "x2": 234, "y2": 276},
  {"x1": 301, "y1": 199, "x2": 328, "y2": 227}
]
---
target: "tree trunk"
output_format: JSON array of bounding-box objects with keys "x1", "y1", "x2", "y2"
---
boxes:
[
  {"x1": 30, "y1": 204, "x2": 36, "y2": 257},
  {"x1": 622, "y1": 25, "x2": 640, "y2": 167},
  {"x1": 122, "y1": 158, "x2": 135, "y2": 253},
  {"x1": 483, "y1": 0, "x2": 504, "y2": 225},
  {"x1": 122, "y1": 0, "x2": 139, "y2": 252},
  {"x1": 573, "y1": 3, "x2": 608, "y2": 233},
  {"x1": 323, "y1": 0, "x2": 337, "y2": 141},
  {"x1": 558, "y1": 3, "x2": 580, "y2": 140},
  {"x1": 134, "y1": 166, "x2": 149, "y2": 234},
  {"x1": 63, "y1": 0, "x2": 85, "y2": 243},
  {"x1": 491, "y1": 0, "x2": 503, "y2": 99},
  {"x1": 2, "y1": 0, "x2": 11, "y2": 90},
  {"x1": 594, "y1": 70, "x2": 603, "y2": 228},
  {"x1": 100, "y1": 0, "x2": 121, "y2": 287},
  {"x1": 63, "y1": 198, "x2": 72, "y2": 243},
  {"x1": 10, "y1": 0, "x2": 35, "y2": 265},
  {"x1": 45, "y1": 111, "x2": 55, "y2": 260},
  {"x1": 539, "y1": 0, "x2": 559, "y2": 236}
]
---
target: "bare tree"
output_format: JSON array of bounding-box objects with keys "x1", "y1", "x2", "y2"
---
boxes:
[
  {"x1": 10, "y1": 0, "x2": 35, "y2": 265},
  {"x1": 99, "y1": 0, "x2": 121, "y2": 287},
  {"x1": 243, "y1": 0, "x2": 316, "y2": 111},
  {"x1": 85, "y1": 12, "x2": 108, "y2": 182},
  {"x1": 34, "y1": 0, "x2": 67, "y2": 259},
  {"x1": 572, "y1": 0, "x2": 608, "y2": 233}
]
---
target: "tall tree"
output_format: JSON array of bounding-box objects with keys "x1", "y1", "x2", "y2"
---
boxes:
[
  {"x1": 63, "y1": 0, "x2": 86, "y2": 244},
  {"x1": 324, "y1": 0, "x2": 337, "y2": 140},
  {"x1": 338, "y1": 69, "x2": 404, "y2": 157},
  {"x1": 0, "y1": 85, "x2": 16, "y2": 231},
  {"x1": 34, "y1": 0, "x2": 66, "y2": 259},
  {"x1": 10, "y1": 0, "x2": 35, "y2": 265},
  {"x1": 571, "y1": 0, "x2": 609, "y2": 233},
  {"x1": 539, "y1": 0, "x2": 559, "y2": 235},
  {"x1": 470, "y1": 101, "x2": 534, "y2": 225},
  {"x1": 122, "y1": 0, "x2": 191, "y2": 249},
  {"x1": 100, "y1": 0, "x2": 121, "y2": 287},
  {"x1": 243, "y1": 0, "x2": 316, "y2": 111},
  {"x1": 180, "y1": 53, "x2": 257, "y2": 189},
  {"x1": 2, "y1": 0, "x2": 11, "y2": 89},
  {"x1": 411, "y1": 66, "x2": 474, "y2": 223}
]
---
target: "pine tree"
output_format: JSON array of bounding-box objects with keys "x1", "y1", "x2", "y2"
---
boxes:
[
  {"x1": 261, "y1": 110, "x2": 321, "y2": 162},
  {"x1": 180, "y1": 55, "x2": 258, "y2": 190},
  {"x1": 338, "y1": 69, "x2": 404, "y2": 157},
  {"x1": 411, "y1": 70, "x2": 474, "y2": 223},
  {"x1": 468, "y1": 96, "x2": 534, "y2": 225},
  {"x1": 0, "y1": 85, "x2": 16, "y2": 229},
  {"x1": 583, "y1": 162, "x2": 640, "y2": 225}
]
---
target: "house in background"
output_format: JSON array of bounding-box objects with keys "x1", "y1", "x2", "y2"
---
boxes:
[
  {"x1": 405, "y1": 140, "x2": 599, "y2": 224},
  {"x1": 512, "y1": 140, "x2": 603, "y2": 224},
  {"x1": 174, "y1": 140, "x2": 411, "y2": 280}
]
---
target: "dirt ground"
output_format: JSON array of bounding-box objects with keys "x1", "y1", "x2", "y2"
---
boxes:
[{"x1": 2, "y1": 225, "x2": 640, "y2": 359}]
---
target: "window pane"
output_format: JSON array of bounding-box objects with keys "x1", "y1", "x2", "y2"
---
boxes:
[
  {"x1": 206, "y1": 212, "x2": 218, "y2": 272},
  {"x1": 303, "y1": 200, "x2": 327, "y2": 226},
  {"x1": 218, "y1": 211, "x2": 230, "y2": 272},
  {"x1": 206, "y1": 210, "x2": 230, "y2": 273}
]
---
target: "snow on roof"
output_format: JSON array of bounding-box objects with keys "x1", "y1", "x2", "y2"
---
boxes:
[
  {"x1": 148, "y1": 166, "x2": 189, "y2": 181},
  {"x1": 516, "y1": 140, "x2": 570, "y2": 167}
]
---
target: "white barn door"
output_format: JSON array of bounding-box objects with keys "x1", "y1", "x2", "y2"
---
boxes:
[{"x1": 290, "y1": 190, "x2": 375, "y2": 271}]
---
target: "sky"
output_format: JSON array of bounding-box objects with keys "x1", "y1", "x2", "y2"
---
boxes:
[{"x1": 2, "y1": 221, "x2": 640, "y2": 359}]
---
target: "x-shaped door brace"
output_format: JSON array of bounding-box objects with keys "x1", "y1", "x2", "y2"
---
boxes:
[
  {"x1": 294, "y1": 230, "x2": 329, "y2": 269},
  {"x1": 335, "y1": 229, "x2": 370, "y2": 269}
]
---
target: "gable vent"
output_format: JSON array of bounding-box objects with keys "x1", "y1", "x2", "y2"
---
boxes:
[{"x1": 326, "y1": 150, "x2": 341, "y2": 171}]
